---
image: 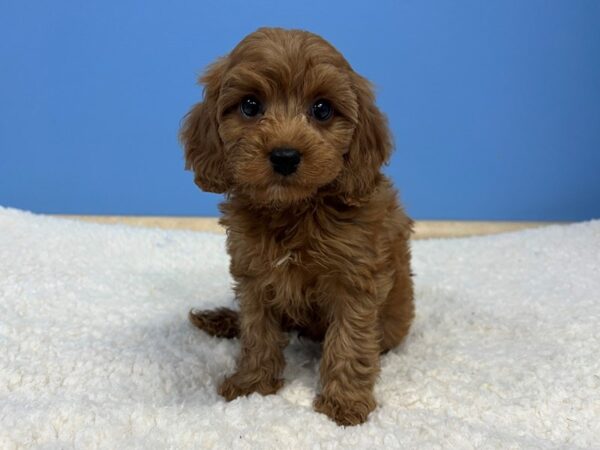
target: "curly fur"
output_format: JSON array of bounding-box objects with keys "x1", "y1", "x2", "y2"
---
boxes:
[{"x1": 182, "y1": 27, "x2": 414, "y2": 426}]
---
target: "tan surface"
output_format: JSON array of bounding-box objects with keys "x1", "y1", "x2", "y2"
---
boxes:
[{"x1": 57, "y1": 215, "x2": 557, "y2": 239}]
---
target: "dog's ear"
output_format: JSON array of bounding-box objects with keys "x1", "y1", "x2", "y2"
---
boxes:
[
  {"x1": 336, "y1": 73, "x2": 392, "y2": 205},
  {"x1": 180, "y1": 58, "x2": 230, "y2": 193}
]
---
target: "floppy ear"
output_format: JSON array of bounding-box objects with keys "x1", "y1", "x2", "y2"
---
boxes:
[
  {"x1": 180, "y1": 58, "x2": 230, "y2": 193},
  {"x1": 336, "y1": 73, "x2": 392, "y2": 205}
]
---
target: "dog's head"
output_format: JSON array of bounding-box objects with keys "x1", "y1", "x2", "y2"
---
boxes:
[{"x1": 180, "y1": 27, "x2": 392, "y2": 206}]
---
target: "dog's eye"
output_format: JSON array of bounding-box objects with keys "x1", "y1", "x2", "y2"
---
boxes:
[
  {"x1": 311, "y1": 99, "x2": 333, "y2": 122},
  {"x1": 240, "y1": 96, "x2": 262, "y2": 118}
]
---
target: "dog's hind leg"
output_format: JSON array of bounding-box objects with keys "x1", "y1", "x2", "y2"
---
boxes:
[
  {"x1": 379, "y1": 256, "x2": 414, "y2": 353},
  {"x1": 189, "y1": 307, "x2": 240, "y2": 338}
]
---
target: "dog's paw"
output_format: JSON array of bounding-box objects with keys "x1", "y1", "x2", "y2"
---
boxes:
[
  {"x1": 218, "y1": 373, "x2": 283, "y2": 401},
  {"x1": 313, "y1": 393, "x2": 376, "y2": 426}
]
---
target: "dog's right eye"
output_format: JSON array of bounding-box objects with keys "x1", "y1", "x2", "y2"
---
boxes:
[{"x1": 240, "y1": 96, "x2": 262, "y2": 118}]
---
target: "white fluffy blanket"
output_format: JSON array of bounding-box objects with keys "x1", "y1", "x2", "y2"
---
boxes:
[{"x1": 1, "y1": 207, "x2": 599, "y2": 449}]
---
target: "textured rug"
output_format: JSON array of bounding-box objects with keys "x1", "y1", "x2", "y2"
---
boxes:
[{"x1": 0, "y1": 207, "x2": 599, "y2": 449}]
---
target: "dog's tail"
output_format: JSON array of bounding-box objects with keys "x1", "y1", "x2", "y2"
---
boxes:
[{"x1": 188, "y1": 307, "x2": 240, "y2": 338}]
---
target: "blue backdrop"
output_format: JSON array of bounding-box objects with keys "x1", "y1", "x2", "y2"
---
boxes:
[{"x1": 1, "y1": 1, "x2": 599, "y2": 220}]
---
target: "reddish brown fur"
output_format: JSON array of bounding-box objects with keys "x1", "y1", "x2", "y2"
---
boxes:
[{"x1": 182, "y1": 27, "x2": 414, "y2": 426}]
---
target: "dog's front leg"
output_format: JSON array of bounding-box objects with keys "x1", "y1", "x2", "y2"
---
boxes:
[
  {"x1": 314, "y1": 287, "x2": 381, "y2": 426},
  {"x1": 218, "y1": 282, "x2": 287, "y2": 401}
]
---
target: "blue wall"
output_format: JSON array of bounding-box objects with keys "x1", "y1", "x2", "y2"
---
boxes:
[{"x1": 1, "y1": 1, "x2": 599, "y2": 220}]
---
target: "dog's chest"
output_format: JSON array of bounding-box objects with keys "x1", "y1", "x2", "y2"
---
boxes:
[
  {"x1": 229, "y1": 214, "x2": 347, "y2": 307},
  {"x1": 239, "y1": 230, "x2": 328, "y2": 282}
]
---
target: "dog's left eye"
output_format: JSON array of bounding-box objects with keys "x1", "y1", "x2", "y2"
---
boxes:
[{"x1": 311, "y1": 99, "x2": 333, "y2": 122}]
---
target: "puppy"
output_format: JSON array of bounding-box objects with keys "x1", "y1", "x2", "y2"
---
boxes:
[{"x1": 181, "y1": 27, "x2": 414, "y2": 426}]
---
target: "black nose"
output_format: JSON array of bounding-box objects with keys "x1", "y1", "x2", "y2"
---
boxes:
[{"x1": 269, "y1": 148, "x2": 301, "y2": 176}]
